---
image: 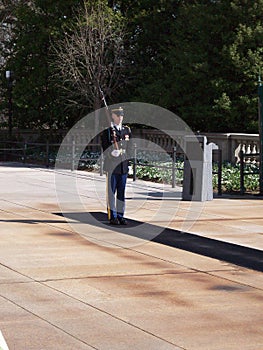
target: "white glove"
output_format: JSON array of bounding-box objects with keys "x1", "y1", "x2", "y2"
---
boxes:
[{"x1": 111, "y1": 149, "x2": 121, "y2": 157}]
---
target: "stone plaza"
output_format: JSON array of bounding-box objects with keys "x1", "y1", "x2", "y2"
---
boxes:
[{"x1": 0, "y1": 163, "x2": 263, "y2": 349}]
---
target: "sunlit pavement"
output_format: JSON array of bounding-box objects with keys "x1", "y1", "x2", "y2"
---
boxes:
[{"x1": 0, "y1": 163, "x2": 262, "y2": 350}]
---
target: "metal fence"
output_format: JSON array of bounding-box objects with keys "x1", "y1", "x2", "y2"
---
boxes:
[
  {"x1": 0, "y1": 140, "x2": 223, "y2": 194},
  {"x1": 0, "y1": 140, "x2": 102, "y2": 171},
  {"x1": 239, "y1": 150, "x2": 260, "y2": 195},
  {"x1": 131, "y1": 144, "x2": 184, "y2": 188},
  {"x1": 0, "y1": 140, "x2": 59, "y2": 168}
]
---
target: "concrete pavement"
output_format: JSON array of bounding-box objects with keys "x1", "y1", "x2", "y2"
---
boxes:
[{"x1": 0, "y1": 163, "x2": 263, "y2": 349}]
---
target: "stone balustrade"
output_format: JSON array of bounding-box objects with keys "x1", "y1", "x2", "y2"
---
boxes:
[
  {"x1": 0, "y1": 129, "x2": 260, "y2": 163},
  {"x1": 203, "y1": 133, "x2": 260, "y2": 164},
  {"x1": 132, "y1": 130, "x2": 260, "y2": 163}
]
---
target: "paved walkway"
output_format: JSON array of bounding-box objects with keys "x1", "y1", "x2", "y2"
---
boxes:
[{"x1": 0, "y1": 163, "x2": 263, "y2": 349}]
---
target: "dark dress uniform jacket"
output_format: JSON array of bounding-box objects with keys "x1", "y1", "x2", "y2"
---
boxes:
[{"x1": 101, "y1": 125, "x2": 132, "y2": 174}]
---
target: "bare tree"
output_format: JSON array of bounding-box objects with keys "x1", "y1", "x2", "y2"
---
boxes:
[{"x1": 52, "y1": 1, "x2": 128, "y2": 114}]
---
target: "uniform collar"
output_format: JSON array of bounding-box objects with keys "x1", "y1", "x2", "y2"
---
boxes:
[{"x1": 114, "y1": 124, "x2": 122, "y2": 131}]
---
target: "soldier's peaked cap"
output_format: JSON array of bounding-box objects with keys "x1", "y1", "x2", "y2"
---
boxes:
[{"x1": 111, "y1": 106, "x2": 124, "y2": 115}]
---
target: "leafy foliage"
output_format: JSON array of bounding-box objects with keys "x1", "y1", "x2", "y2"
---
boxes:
[
  {"x1": 123, "y1": 0, "x2": 263, "y2": 133},
  {"x1": 1, "y1": 0, "x2": 263, "y2": 133},
  {"x1": 2, "y1": 0, "x2": 81, "y2": 129},
  {"x1": 136, "y1": 160, "x2": 259, "y2": 194},
  {"x1": 213, "y1": 161, "x2": 260, "y2": 193}
]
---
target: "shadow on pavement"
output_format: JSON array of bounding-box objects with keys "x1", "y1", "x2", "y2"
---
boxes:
[{"x1": 55, "y1": 211, "x2": 263, "y2": 273}]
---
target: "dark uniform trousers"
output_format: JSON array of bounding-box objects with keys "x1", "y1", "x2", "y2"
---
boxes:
[
  {"x1": 101, "y1": 125, "x2": 132, "y2": 220},
  {"x1": 107, "y1": 173, "x2": 127, "y2": 220}
]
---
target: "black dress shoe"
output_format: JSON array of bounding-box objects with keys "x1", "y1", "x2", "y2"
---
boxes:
[
  {"x1": 110, "y1": 218, "x2": 120, "y2": 225},
  {"x1": 118, "y1": 218, "x2": 127, "y2": 225}
]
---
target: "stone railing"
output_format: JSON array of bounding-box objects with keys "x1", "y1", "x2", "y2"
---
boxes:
[
  {"x1": 0, "y1": 128, "x2": 260, "y2": 163},
  {"x1": 203, "y1": 133, "x2": 260, "y2": 163},
  {"x1": 132, "y1": 129, "x2": 175, "y2": 150},
  {"x1": 132, "y1": 130, "x2": 260, "y2": 163}
]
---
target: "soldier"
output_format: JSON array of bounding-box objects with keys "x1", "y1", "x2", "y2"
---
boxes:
[{"x1": 101, "y1": 107, "x2": 132, "y2": 225}]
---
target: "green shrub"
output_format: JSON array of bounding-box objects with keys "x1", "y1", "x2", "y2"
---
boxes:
[
  {"x1": 136, "y1": 160, "x2": 260, "y2": 194},
  {"x1": 213, "y1": 162, "x2": 259, "y2": 193}
]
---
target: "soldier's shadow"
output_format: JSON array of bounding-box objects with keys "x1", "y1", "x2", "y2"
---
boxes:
[
  {"x1": 54, "y1": 211, "x2": 157, "y2": 240},
  {"x1": 54, "y1": 211, "x2": 263, "y2": 272}
]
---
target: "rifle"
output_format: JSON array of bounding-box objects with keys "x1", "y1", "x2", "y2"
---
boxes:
[{"x1": 99, "y1": 86, "x2": 119, "y2": 150}]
